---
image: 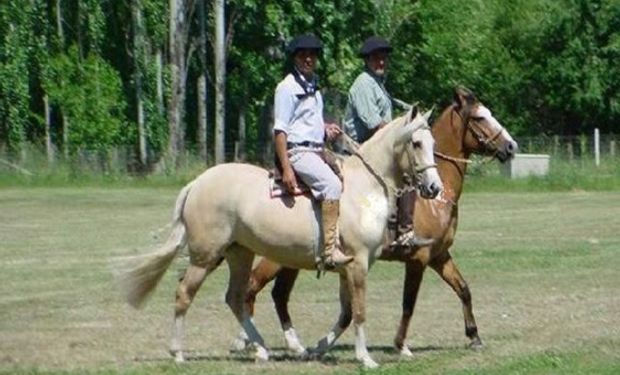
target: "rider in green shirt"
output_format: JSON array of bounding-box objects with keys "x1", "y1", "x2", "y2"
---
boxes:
[{"x1": 344, "y1": 36, "x2": 431, "y2": 254}]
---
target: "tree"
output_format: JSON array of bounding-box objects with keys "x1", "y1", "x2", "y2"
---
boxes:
[{"x1": 167, "y1": 0, "x2": 195, "y2": 168}]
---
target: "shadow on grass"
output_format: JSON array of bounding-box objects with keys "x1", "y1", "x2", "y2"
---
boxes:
[{"x1": 132, "y1": 343, "x2": 463, "y2": 366}]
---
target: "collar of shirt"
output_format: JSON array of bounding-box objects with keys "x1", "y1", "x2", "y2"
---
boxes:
[
  {"x1": 292, "y1": 68, "x2": 319, "y2": 99},
  {"x1": 364, "y1": 67, "x2": 387, "y2": 84}
]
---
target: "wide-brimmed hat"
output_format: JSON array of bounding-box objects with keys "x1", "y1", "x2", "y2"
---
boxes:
[
  {"x1": 359, "y1": 36, "x2": 392, "y2": 57},
  {"x1": 287, "y1": 34, "x2": 323, "y2": 55}
]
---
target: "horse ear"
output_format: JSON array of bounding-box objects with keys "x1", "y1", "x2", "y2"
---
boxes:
[
  {"x1": 453, "y1": 86, "x2": 476, "y2": 109},
  {"x1": 422, "y1": 108, "x2": 433, "y2": 123},
  {"x1": 406, "y1": 103, "x2": 419, "y2": 123}
]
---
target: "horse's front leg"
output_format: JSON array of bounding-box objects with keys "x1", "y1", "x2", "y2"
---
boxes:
[
  {"x1": 348, "y1": 261, "x2": 378, "y2": 368},
  {"x1": 429, "y1": 252, "x2": 483, "y2": 349},
  {"x1": 394, "y1": 259, "x2": 426, "y2": 357},
  {"x1": 312, "y1": 273, "x2": 352, "y2": 355}
]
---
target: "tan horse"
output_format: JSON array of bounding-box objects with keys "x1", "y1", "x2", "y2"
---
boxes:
[
  {"x1": 238, "y1": 87, "x2": 518, "y2": 357},
  {"x1": 120, "y1": 107, "x2": 442, "y2": 368}
]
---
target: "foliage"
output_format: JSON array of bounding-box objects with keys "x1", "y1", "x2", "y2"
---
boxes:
[
  {"x1": 0, "y1": 0, "x2": 619, "y2": 169},
  {"x1": 0, "y1": 1, "x2": 31, "y2": 155},
  {"x1": 43, "y1": 46, "x2": 128, "y2": 153}
]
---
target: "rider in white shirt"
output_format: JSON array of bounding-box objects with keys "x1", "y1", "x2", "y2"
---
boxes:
[{"x1": 273, "y1": 34, "x2": 353, "y2": 270}]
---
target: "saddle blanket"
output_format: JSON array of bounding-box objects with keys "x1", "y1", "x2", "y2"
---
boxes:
[{"x1": 268, "y1": 169, "x2": 311, "y2": 198}]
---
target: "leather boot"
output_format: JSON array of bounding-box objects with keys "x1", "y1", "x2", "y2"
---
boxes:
[
  {"x1": 392, "y1": 190, "x2": 433, "y2": 248},
  {"x1": 319, "y1": 200, "x2": 354, "y2": 269}
]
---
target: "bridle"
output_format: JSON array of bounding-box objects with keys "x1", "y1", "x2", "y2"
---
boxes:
[
  {"x1": 405, "y1": 121, "x2": 438, "y2": 175},
  {"x1": 460, "y1": 105, "x2": 505, "y2": 157},
  {"x1": 434, "y1": 105, "x2": 504, "y2": 165},
  {"x1": 341, "y1": 118, "x2": 437, "y2": 194}
]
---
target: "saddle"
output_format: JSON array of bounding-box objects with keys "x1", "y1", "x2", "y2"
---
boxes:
[
  {"x1": 269, "y1": 149, "x2": 344, "y2": 199},
  {"x1": 269, "y1": 168, "x2": 311, "y2": 198}
]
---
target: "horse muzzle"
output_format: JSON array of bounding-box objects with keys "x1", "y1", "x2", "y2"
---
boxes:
[
  {"x1": 419, "y1": 180, "x2": 442, "y2": 199},
  {"x1": 497, "y1": 140, "x2": 518, "y2": 163}
]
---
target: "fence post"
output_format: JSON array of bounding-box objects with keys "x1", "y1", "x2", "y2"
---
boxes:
[
  {"x1": 553, "y1": 135, "x2": 560, "y2": 156},
  {"x1": 567, "y1": 143, "x2": 573, "y2": 162},
  {"x1": 611, "y1": 140, "x2": 616, "y2": 158},
  {"x1": 594, "y1": 128, "x2": 600, "y2": 167}
]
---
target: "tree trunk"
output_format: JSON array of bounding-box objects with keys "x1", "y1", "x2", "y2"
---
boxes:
[
  {"x1": 198, "y1": 75, "x2": 208, "y2": 163},
  {"x1": 132, "y1": 0, "x2": 147, "y2": 166},
  {"x1": 214, "y1": 0, "x2": 226, "y2": 164},
  {"x1": 197, "y1": 0, "x2": 208, "y2": 164},
  {"x1": 63, "y1": 115, "x2": 69, "y2": 159},
  {"x1": 55, "y1": 0, "x2": 64, "y2": 44},
  {"x1": 156, "y1": 49, "x2": 164, "y2": 115},
  {"x1": 167, "y1": 0, "x2": 190, "y2": 167},
  {"x1": 236, "y1": 105, "x2": 246, "y2": 161},
  {"x1": 44, "y1": 95, "x2": 54, "y2": 163}
]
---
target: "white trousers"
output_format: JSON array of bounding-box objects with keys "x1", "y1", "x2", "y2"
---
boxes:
[{"x1": 288, "y1": 149, "x2": 342, "y2": 201}]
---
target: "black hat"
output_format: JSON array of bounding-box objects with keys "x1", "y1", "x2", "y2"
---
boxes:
[
  {"x1": 359, "y1": 36, "x2": 392, "y2": 57},
  {"x1": 287, "y1": 34, "x2": 322, "y2": 55}
]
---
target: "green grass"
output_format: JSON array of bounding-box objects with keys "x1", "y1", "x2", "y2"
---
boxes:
[{"x1": 1, "y1": 188, "x2": 619, "y2": 374}]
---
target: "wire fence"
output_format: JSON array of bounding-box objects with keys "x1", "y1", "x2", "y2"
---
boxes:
[{"x1": 1, "y1": 132, "x2": 618, "y2": 176}]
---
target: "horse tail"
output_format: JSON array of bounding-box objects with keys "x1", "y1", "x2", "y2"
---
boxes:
[{"x1": 122, "y1": 181, "x2": 194, "y2": 309}]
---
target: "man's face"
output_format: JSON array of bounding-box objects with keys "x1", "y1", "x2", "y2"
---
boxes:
[
  {"x1": 294, "y1": 48, "x2": 318, "y2": 77},
  {"x1": 366, "y1": 50, "x2": 389, "y2": 77}
]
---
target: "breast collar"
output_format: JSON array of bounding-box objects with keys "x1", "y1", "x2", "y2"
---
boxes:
[{"x1": 292, "y1": 69, "x2": 319, "y2": 99}]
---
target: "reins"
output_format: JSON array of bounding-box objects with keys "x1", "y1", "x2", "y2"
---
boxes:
[
  {"x1": 339, "y1": 120, "x2": 434, "y2": 195},
  {"x1": 339, "y1": 132, "x2": 395, "y2": 195}
]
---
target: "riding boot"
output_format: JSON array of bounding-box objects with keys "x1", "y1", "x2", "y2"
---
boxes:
[
  {"x1": 319, "y1": 200, "x2": 354, "y2": 270},
  {"x1": 392, "y1": 190, "x2": 433, "y2": 249}
]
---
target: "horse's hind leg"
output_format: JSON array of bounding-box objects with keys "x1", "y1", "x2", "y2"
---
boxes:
[
  {"x1": 429, "y1": 252, "x2": 482, "y2": 349},
  {"x1": 231, "y1": 257, "x2": 285, "y2": 352},
  {"x1": 271, "y1": 267, "x2": 304, "y2": 353},
  {"x1": 225, "y1": 244, "x2": 270, "y2": 361},
  {"x1": 171, "y1": 256, "x2": 224, "y2": 362}
]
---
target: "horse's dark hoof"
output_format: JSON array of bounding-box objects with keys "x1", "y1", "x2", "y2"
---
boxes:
[{"x1": 468, "y1": 338, "x2": 484, "y2": 350}]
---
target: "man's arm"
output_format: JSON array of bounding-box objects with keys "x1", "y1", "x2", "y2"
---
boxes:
[{"x1": 274, "y1": 130, "x2": 297, "y2": 193}]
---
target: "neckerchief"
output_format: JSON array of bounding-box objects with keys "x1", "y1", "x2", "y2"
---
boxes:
[{"x1": 292, "y1": 69, "x2": 319, "y2": 99}]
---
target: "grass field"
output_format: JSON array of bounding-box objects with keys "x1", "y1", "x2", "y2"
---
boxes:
[{"x1": 1, "y1": 187, "x2": 619, "y2": 374}]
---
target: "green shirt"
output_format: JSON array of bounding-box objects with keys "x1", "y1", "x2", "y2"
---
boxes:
[{"x1": 343, "y1": 70, "x2": 393, "y2": 143}]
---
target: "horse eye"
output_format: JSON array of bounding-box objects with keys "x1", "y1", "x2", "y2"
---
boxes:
[{"x1": 412, "y1": 141, "x2": 422, "y2": 149}]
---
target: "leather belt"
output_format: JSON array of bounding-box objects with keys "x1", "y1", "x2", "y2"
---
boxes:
[{"x1": 286, "y1": 141, "x2": 324, "y2": 150}]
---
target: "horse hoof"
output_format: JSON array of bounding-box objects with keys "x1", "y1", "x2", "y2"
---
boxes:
[
  {"x1": 170, "y1": 350, "x2": 185, "y2": 363},
  {"x1": 229, "y1": 337, "x2": 249, "y2": 353},
  {"x1": 359, "y1": 355, "x2": 379, "y2": 369},
  {"x1": 289, "y1": 344, "x2": 307, "y2": 355},
  {"x1": 468, "y1": 338, "x2": 484, "y2": 350},
  {"x1": 254, "y1": 346, "x2": 270, "y2": 362},
  {"x1": 301, "y1": 348, "x2": 322, "y2": 361},
  {"x1": 399, "y1": 345, "x2": 414, "y2": 357}
]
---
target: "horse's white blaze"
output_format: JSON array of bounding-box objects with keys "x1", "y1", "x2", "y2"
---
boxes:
[
  {"x1": 476, "y1": 105, "x2": 516, "y2": 143},
  {"x1": 359, "y1": 192, "x2": 389, "y2": 240}
]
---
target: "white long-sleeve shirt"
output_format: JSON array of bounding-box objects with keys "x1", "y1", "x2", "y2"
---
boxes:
[{"x1": 273, "y1": 73, "x2": 325, "y2": 146}]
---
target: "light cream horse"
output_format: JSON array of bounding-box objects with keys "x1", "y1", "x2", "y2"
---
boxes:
[{"x1": 120, "y1": 107, "x2": 443, "y2": 368}]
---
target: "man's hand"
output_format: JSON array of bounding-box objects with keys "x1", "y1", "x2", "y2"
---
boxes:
[
  {"x1": 324, "y1": 122, "x2": 342, "y2": 141},
  {"x1": 282, "y1": 165, "x2": 298, "y2": 194}
]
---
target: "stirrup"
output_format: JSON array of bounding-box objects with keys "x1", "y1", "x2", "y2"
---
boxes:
[
  {"x1": 315, "y1": 251, "x2": 353, "y2": 278},
  {"x1": 393, "y1": 230, "x2": 435, "y2": 248}
]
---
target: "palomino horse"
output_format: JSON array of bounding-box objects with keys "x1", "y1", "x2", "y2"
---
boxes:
[
  {"x1": 120, "y1": 107, "x2": 442, "y2": 368},
  {"x1": 238, "y1": 87, "x2": 518, "y2": 357}
]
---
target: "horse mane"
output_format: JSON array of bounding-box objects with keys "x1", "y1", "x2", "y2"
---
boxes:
[{"x1": 357, "y1": 114, "x2": 408, "y2": 155}]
